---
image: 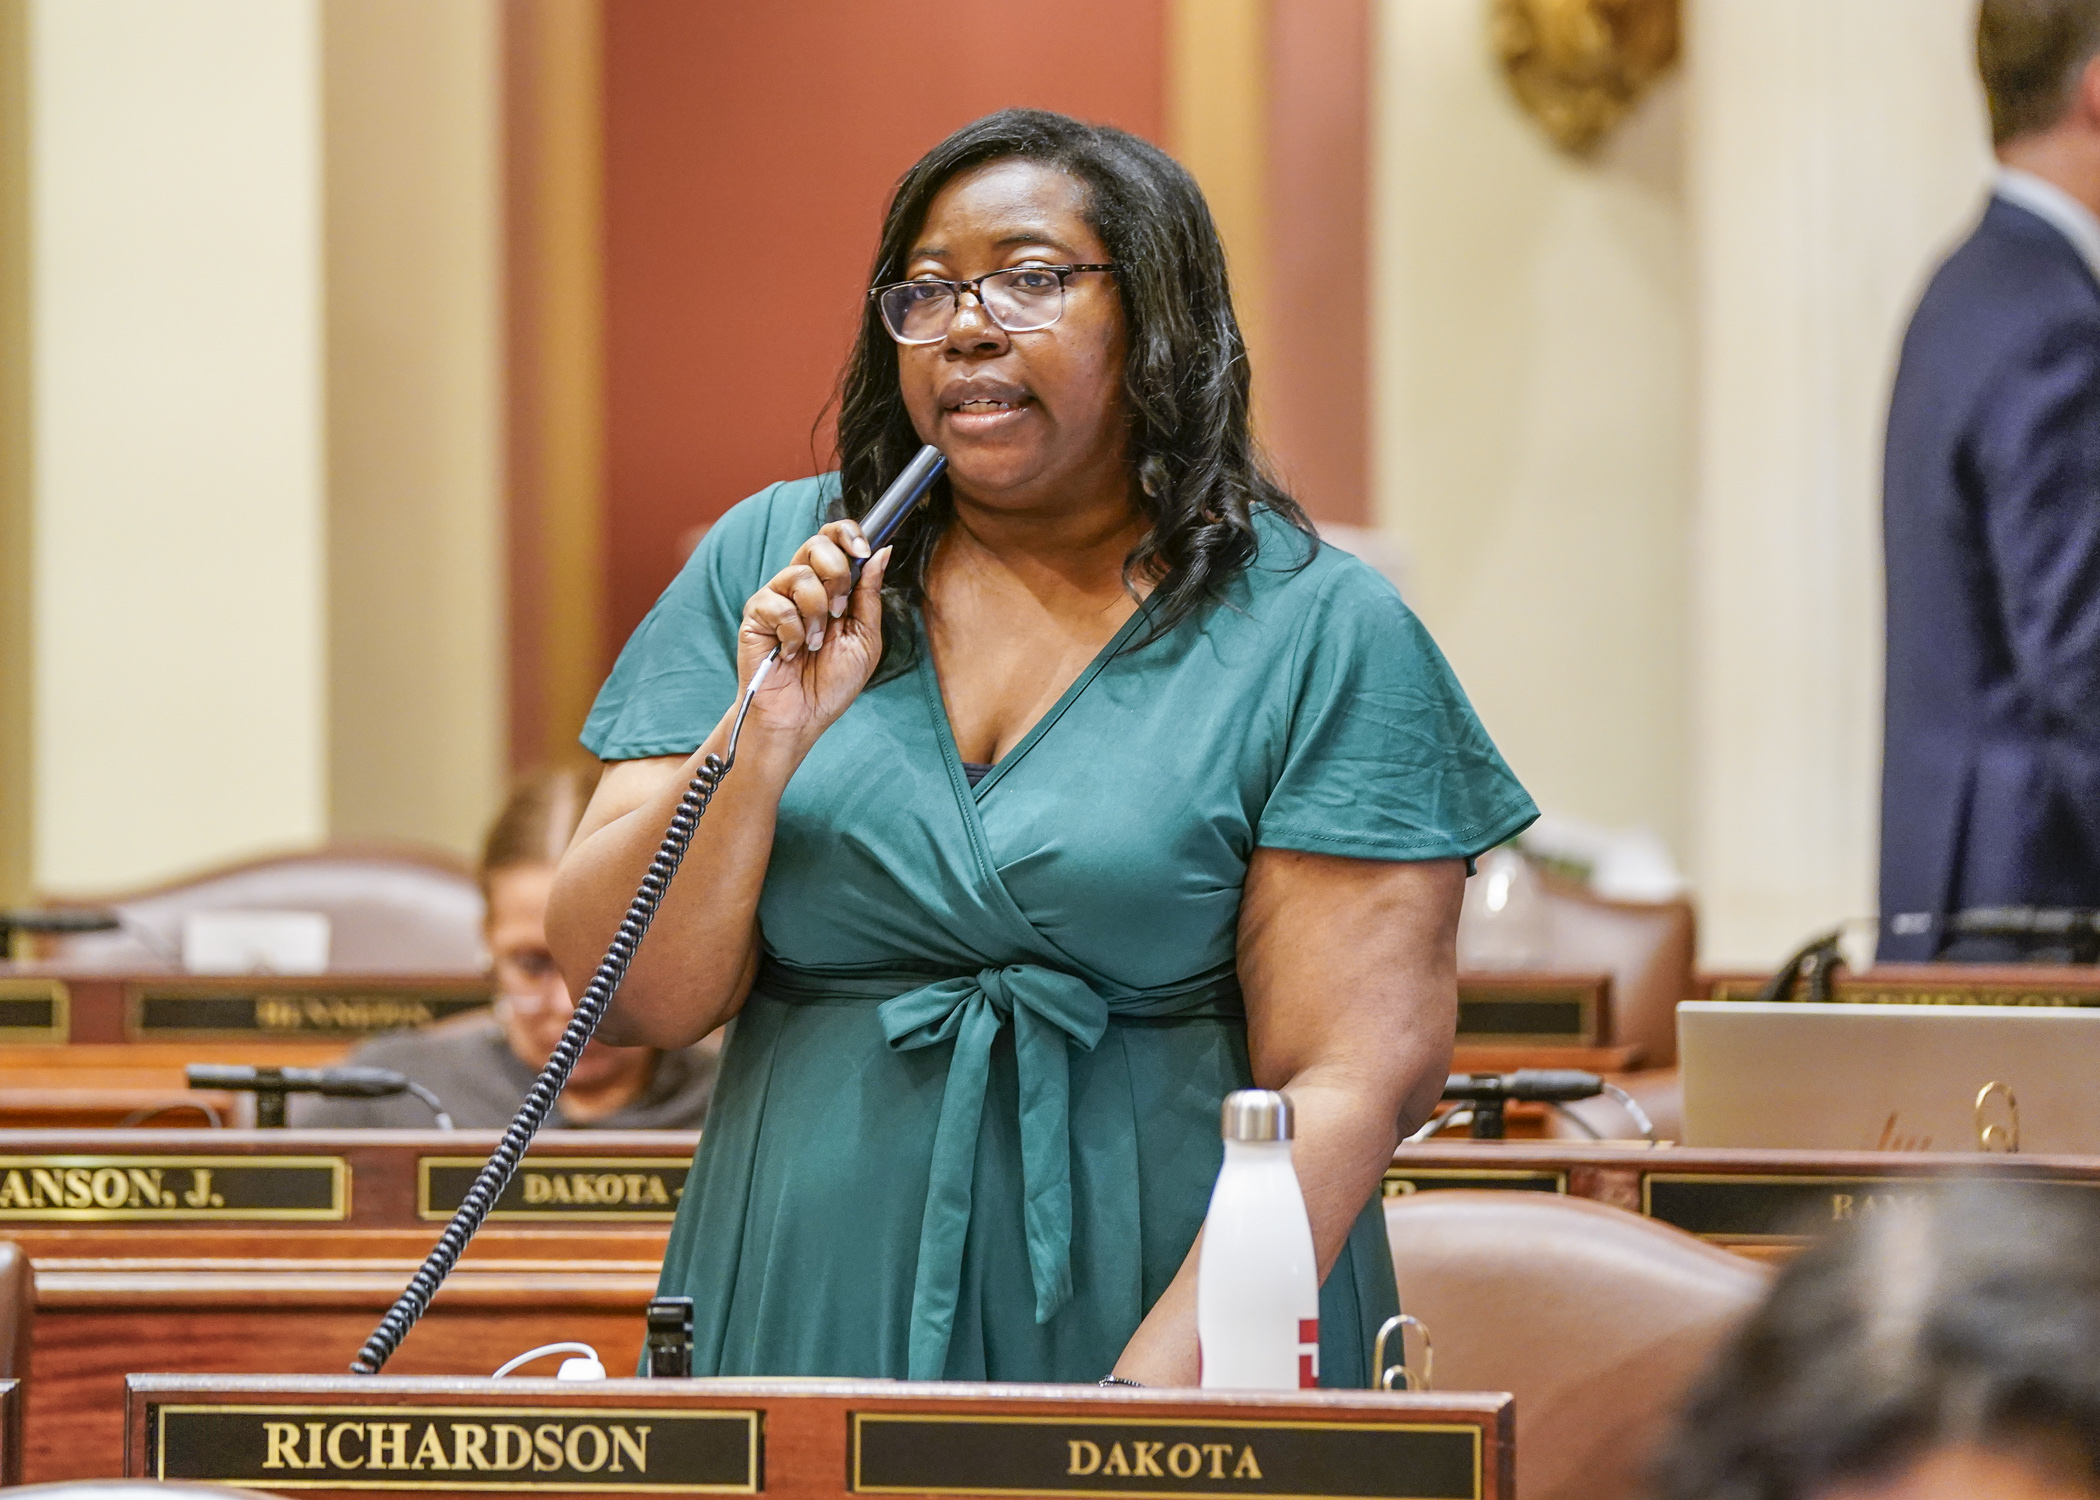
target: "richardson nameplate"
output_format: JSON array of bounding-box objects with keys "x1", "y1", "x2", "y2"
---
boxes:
[
  {"x1": 0, "y1": 977, "x2": 67, "y2": 1042},
  {"x1": 1644, "y1": 1173, "x2": 2100, "y2": 1241},
  {"x1": 419, "y1": 1157, "x2": 688, "y2": 1222},
  {"x1": 850, "y1": 1413, "x2": 1482, "y2": 1499},
  {"x1": 129, "y1": 984, "x2": 491, "y2": 1039},
  {"x1": 1383, "y1": 1168, "x2": 1566, "y2": 1197},
  {"x1": 152, "y1": 1404, "x2": 759, "y2": 1492},
  {"x1": 1455, "y1": 984, "x2": 1597, "y2": 1046},
  {"x1": 0, "y1": 1154, "x2": 346, "y2": 1221}
]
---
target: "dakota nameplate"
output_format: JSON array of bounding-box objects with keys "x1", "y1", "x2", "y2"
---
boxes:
[
  {"x1": 0, "y1": 1154, "x2": 345, "y2": 1221},
  {"x1": 851, "y1": 1413, "x2": 1481, "y2": 1499},
  {"x1": 0, "y1": 977, "x2": 67, "y2": 1042},
  {"x1": 1383, "y1": 1168, "x2": 1566, "y2": 1198},
  {"x1": 153, "y1": 1404, "x2": 759, "y2": 1492},
  {"x1": 129, "y1": 984, "x2": 491, "y2": 1039},
  {"x1": 1644, "y1": 1173, "x2": 2100, "y2": 1241},
  {"x1": 419, "y1": 1157, "x2": 687, "y2": 1222}
]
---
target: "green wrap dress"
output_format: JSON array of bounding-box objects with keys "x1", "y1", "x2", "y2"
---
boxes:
[{"x1": 581, "y1": 476, "x2": 1536, "y2": 1387}]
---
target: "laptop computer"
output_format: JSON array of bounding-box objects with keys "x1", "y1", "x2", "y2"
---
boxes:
[{"x1": 1679, "y1": 999, "x2": 2100, "y2": 1152}]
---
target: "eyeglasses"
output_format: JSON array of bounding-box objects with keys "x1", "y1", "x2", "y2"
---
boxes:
[{"x1": 870, "y1": 264, "x2": 1116, "y2": 345}]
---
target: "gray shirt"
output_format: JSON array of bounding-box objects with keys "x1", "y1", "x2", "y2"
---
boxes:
[{"x1": 287, "y1": 1017, "x2": 718, "y2": 1130}]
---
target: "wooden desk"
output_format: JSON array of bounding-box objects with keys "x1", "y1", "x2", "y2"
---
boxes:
[
  {"x1": 1385, "y1": 1140, "x2": 2100, "y2": 1257},
  {"x1": 127, "y1": 1375, "x2": 1513, "y2": 1499},
  {"x1": 1702, "y1": 963, "x2": 2100, "y2": 1005},
  {"x1": 0, "y1": 1128, "x2": 691, "y2": 1483},
  {"x1": 0, "y1": 967, "x2": 491, "y2": 1044}
]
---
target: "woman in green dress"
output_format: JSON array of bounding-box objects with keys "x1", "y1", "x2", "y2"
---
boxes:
[{"x1": 548, "y1": 109, "x2": 1534, "y2": 1388}]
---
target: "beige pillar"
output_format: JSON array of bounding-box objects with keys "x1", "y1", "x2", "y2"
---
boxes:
[
  {"x1": 0, "y1": 0, "x2": 28, "y2": 908},
  {"x1": 1686, "y1": 0, "x2": 1991, "y2": 965},
  {"x1": 1370, "y1": 0, "x2": 1695, "y2": 861},
  {"x1": 28, "y1": 0, "x2": 328, "y2": 893},
  {"x1": 323, "y1": 0, "x2": 504, "y2": 857}
]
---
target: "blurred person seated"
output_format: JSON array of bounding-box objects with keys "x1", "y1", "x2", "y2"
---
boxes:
[
  {"x1": 294, "y1": 769, "x2": 718, "y2": 1129},
  {"x1": 1652, "y1": 1183, "x2": 2100, "y2": 1500}
]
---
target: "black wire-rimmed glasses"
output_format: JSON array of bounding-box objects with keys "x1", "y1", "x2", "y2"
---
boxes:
[{"x1": 870, "y1": 263, "x2": 1117, "y2": 345}]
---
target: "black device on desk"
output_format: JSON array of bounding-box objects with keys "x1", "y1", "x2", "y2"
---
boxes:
[{"x1": 186, "y1": 1064, "x2": 453, "y2": 1129}]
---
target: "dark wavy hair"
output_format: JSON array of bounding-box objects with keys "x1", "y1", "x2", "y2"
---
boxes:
[
  {"x1": 829, "y1": 108, "x2": 1312, "y2": 666},
  {"x1": 1652, "y1": 1183, "x2": 2100, "y2": 1500}
]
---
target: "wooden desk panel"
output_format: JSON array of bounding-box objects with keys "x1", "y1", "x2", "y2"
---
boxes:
[
  {"x1": 0, "y1": 968, "x2": 491, "y2": 1044},
  {"x1": 1386, "y1": 1140, "x2": 2100, "y2": 1253},
  {"x1": 126, "y1": 1376, "x2": 1514, "y2": 1500},
  {"x1": 0, "y1": 1130, "x2": 691, "y2": 1483}
]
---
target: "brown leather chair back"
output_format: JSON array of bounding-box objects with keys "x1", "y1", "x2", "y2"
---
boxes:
[
  {"x1": 1385, "y1": 1189, "x2": 1768, "y2": 1500},
  {"x1": 39, "y1": 844, "x2": 483, "y2": 973},
  {"x1": 1537, "y1": 872, "x2": 1695, "y2": 1066}
]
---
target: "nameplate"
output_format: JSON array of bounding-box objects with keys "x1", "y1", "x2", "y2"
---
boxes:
[
  {"x1": 152, "y1": 1403, "x2": 759, "y2": 1492},
  {"x1": 129, "y1": 984, "x2": 491, "y2": 1039},
  {"x1": 1711, "y1": 976, "x2": 2100, "y2": 1007},
  {"x1": 1455, "y1": 982, "x2": 1599, "y2": 1045},
  {"x1": 0, "y1": 1154, "x2": 345, "y2": 1221},
  {"x1": 850, "y1": 1413, "x2": 1481, "y2": 1499},
  {"x1": 0, "y1": 978, "x2": 67, "y2": 1042},
  {"x1": 1383, "y1": 1167, "x2": 1566, "y2": 1197},
  {"x1": 1644, "y1": 1172, "x2": 2100, "y2": 1241},
  {"x1": 419, "y1": 1157, "x2": 688, "y2": 1222}
]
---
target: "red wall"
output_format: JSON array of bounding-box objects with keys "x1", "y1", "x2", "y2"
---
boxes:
[{"x1": 601, "y1": 0, "x2": 1167, "y2": 652}]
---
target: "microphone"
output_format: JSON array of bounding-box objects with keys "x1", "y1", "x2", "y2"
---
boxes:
[
  {"x1": 1442, "y1": 1069, "x2": 1606, "y2": 1104},
  {"x1": 1413, "y1": 1070, "x2": 1655, "y2": 1142},
  {"x1": 186, "y1": 1064, "x2": 453, "y2": 1130},
  {"x1": 848, "y1": 444, "x2": 947, "y2": 586}
]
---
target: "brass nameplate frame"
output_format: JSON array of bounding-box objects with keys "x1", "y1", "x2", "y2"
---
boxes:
[
  {"x1": 850, "y1": 1412, "x2": 1482, "y2": 1499},
  {"x1": 1454, "y1": 985, "x2": 1597, "y2": 1046},
  {"x1": 128, "y1": 984, "x2": 491, "y2": 1039},
  {"x1": 1711, "y1": 977, "x2": 2100, "y2": 1007},
  {"x1": 152, "y1": 1403, "x2": 759, "y2": 1492},
  {"x1": 0, "y1": 977, "x2": 67, "y2": 1043},
  {"x1": 419, "y1": 1157, "x2": 688, "y2": 1222},
  {"x1": 1643, "y1": 1172, "x2": 2100, "y2": 1242},
  {"x1": 0, "y1": 1154, "x2": 346, "y2": 1221},
  {"x1": 1383, "y1": 1167, "x2": 1566, "y2": 1197}
]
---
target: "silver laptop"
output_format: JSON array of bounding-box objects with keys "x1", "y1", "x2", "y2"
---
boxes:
[{"x1": 1679, "y1": 1000, "x2": 2100, "y2": 1152}]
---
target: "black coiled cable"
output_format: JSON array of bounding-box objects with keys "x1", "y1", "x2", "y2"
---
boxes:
[{"x1": 350, "y1": 659, "x2": 773, "y2": 1374}]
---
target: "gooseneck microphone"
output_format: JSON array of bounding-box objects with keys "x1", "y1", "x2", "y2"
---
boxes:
[
  {"x1": 187, "y1": 1063, "x2": 454, "y2": 1129},
  {"x1": 349, "y1": 446, "x2": 947, "y2": 1375}
]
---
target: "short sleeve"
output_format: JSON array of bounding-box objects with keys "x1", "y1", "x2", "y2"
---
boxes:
[
  {"x1": 1255, "y1": 558, "x2": 1536, "y2": 861},
  {"x1": 580, "y1": 478, "x2": 831, "y2": 761}
]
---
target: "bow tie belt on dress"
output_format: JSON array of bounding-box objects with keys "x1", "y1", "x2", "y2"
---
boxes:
[{"x1": 756, "y1": 955, "x2": 1244, "y2": 1378}]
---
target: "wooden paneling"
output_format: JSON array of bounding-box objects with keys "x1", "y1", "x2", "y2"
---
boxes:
[
  {"x1": 0, "y1": 1129, "x2": 688, "y2": 1482},
  {"x1": 126, "y1": 1375, "x2": 1513, "y2": 1500}
]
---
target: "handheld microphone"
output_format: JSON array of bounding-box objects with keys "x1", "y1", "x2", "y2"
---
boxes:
[
  {"x1": 849, "y1": 444, "x2": 947, "y2": 586},
  {"x1": 187, "y1": 1063, "x2": 453, "y2": 1129}
]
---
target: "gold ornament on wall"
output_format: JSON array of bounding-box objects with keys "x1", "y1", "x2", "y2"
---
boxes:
[{"x1": 1492, "y1": 0, "x2": 1680, "y2": 155}]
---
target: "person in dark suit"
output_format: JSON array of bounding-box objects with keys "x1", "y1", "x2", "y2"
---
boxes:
[{"x1": 1881, "y1": 0, "x2": 2100, "y2": 960}]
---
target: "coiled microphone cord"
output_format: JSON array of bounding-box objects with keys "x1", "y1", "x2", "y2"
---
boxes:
[{"x1": 349, "y1": 654, "x2": 777, "y2": 1374}]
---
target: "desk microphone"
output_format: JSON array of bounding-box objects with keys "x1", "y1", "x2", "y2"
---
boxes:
[
  {"x1": 187, "y1": 1063, "x2": 453, "y2": 1130},
  {"x1": 1417, "y1": 1070, "x2": 1656, "y2": 1142},
  {"x1": 350, "y1": 445, "x2": 947, "y2": 1376}
]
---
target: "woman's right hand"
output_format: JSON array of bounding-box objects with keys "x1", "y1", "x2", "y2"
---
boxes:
[{"x1": 736, "y1": 519, "x2": 892, "y2": 746}]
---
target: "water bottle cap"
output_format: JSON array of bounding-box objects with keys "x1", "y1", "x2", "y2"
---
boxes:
[{"x1": 1221, "y1": 1088, "x2": 1293, "y2": 1142}]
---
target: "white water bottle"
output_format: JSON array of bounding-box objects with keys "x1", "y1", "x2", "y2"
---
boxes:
[{"x1": 1197, "y1": 1089, "x2": 1320, "y2": 1389}]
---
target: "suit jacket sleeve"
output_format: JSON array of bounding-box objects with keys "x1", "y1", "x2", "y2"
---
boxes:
[{"x1": 1973, "y1": 319, "x2": 2100, "y2": 737}]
